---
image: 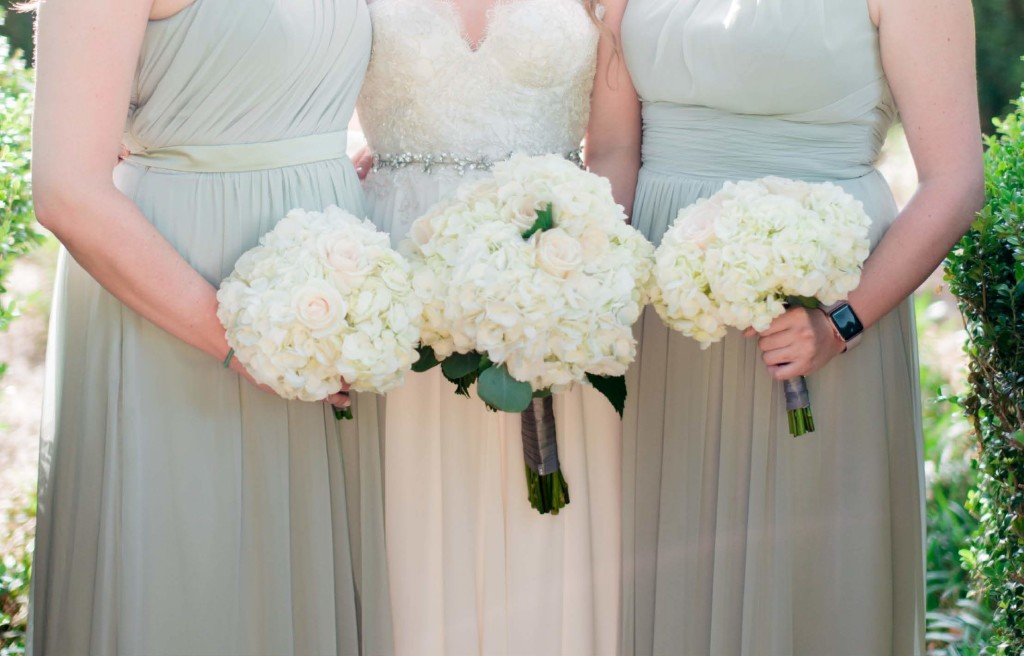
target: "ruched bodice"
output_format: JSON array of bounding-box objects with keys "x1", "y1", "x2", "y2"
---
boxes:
[
  {"x1": 125, "y1": 0, "x2": 370, "y2": 152},
  {"x1": 624, "y1": 0, "x2": 895, "y2": 187},
  {"x1": 357, "y1": 0, "x2": 597, "y2": 160}
]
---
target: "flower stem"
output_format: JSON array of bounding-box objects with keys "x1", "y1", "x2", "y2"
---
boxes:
[
  {"x1": 787, "y1": 407, "x2": 815, "y2": 437},
  {"x1": 525, "y1": 466, "x2": 570, "y2": 515}
]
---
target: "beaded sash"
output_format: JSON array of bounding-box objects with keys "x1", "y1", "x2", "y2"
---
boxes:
[{"x1": 371, "y1": 147, "x2": 584, "y2": 175}]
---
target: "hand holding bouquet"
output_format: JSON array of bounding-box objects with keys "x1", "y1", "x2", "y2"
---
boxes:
[
  {"x1": 649, "y1": 177, "x2": 871, "y2": 435},
  {"x1": 405, "y1": 154, "x2": 654, "y2": 513},
  {"x1": 217, "y1": 206, "x2": 422, "y2": 417}
]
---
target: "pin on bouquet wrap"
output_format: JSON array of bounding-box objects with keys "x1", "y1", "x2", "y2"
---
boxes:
[
  {"x1": 217, "y1": 206, "x2": 423, "y2": 417},
  {"x1": 649, "y1": 177, "x2": 872, "y2": 436},
  {"x1": 404, "y1": 154, "x2": 655, "y2": 514}
]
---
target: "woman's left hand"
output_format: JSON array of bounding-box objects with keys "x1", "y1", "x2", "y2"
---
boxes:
[{"x1": 745, "y1": 307, "x2": 846, "y2": 381}]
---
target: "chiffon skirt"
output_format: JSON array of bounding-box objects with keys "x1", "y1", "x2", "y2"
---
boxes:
[
  {"x1": 29, "y1": 160, "x2": 392, "y2": 656},
  {"x1": 622, "y1": 166, "x2": 927, "y2": 656}
]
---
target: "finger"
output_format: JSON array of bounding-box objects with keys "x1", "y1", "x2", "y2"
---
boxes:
[
  {"x1": 326, "y1": 392, "x2": 351, "y2": 408},
  {"x1": 339, "y1": 378, "x2": 351, "y2": 393},
  {"x1": 743, "y1": 327, "x2": 757, "y2": 338},
  {"x1": 768, "y1": 361, "x2": 806, "y2": 381},
  {"x1": 762, "y1": 345, "x2": 802, "y2": 368},
  {"x1": 759, "y1": 307, "x2": 808, "y2": 337},
  {"x1": 757, "y1": 330, "x2": 794, "y2": 353}
]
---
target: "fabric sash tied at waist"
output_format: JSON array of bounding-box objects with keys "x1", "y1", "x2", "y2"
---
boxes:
[{"x1": 124, "y1": 130, "x2": 350, "y2": 173}]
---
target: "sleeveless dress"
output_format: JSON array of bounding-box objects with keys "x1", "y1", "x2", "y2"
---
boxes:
[
  {"x1": 620, "y1": 1, "x2": 926, "y2": 654},
  {"x1": 28, "y1": 2, "x2": 393, "y2": 654},
  {"x1": 357, "y1": 1, "x2": 621, "y2": 653}
]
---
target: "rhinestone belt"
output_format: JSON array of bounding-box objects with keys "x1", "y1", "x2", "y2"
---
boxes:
[{"x1": 371, "y1": 148, "x2": 584, "y2": 176}]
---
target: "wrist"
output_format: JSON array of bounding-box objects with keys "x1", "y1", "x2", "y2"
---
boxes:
[
  {"x1": 817, "y1": 307, "x2": 849, "y2": 353},
  {"x1": 819, "y1": 300, "x2": 865, "y2": 352}
]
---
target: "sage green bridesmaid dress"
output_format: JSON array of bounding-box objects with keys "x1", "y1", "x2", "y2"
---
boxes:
[
  {"x1": 620, "y1": 1, "x2": 926, "y2": 654},
  {"x1": 28, "y1": 2, "x2": 392, "y2": 654}
]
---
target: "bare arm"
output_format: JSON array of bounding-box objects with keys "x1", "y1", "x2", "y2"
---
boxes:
[
  {"x1": 583, "y1": 0, "x2": 642, "y2": 217},
  {"x1": 32, "y1": 0, "x2": 348, "y2": 403},
  {"x1": 851, "y1": 0, "x2": 984, "y2": 328},
  {"x1": 756, "y1": 0, "x2": 984, "y2": 380}
]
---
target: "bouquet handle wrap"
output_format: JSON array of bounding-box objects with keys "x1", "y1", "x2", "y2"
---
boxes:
[
  {"x1": 521, "y1": 395, "x2": 570, "y2": 514},
  {"x1": 783, "y1": 376, "x2": 815, "y2": 436}
]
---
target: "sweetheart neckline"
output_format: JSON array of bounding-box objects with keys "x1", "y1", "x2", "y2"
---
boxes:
[{"x1": 371, "y1": 0, "x2": 564, "y2": 55}]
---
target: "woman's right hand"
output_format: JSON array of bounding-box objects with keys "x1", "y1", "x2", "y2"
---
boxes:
[{"x1": 226, "y1": 352, "x2": 352, "y2": 412}]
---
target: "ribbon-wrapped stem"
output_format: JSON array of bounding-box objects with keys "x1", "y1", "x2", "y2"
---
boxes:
[
  {"x1": 521, "y1": 395, "x2": 570, "y2": 514},
  {"x1": 783, "y1": 376, "x2": 815, "y2": 436}
]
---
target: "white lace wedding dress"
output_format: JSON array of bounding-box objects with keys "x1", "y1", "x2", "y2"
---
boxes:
[{"x1": 358, "y1": 1, "x2": 621, "y2": 654}]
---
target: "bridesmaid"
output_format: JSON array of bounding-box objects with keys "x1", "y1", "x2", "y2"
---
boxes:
[
  {"x1": 602, "y1": 0, "x2": 983, "y2": 653},
  {"x1": 27, "y1": 0, "x2": 391, "y2": 654}
]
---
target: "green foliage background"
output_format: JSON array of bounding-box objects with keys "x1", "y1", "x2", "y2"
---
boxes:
[
  {"x1": 975, "y1": 0, "x2": 1024, "y2": 130},
  {"x1": 0, "y1": 8, "x2": 43, "y2": 380},
  {"x1": 946, "y1": 84, "x2": 1024, "y2": 653}
]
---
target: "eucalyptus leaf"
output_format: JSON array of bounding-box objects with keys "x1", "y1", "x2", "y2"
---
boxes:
[{"x1": 477, "y1": 364, "x2": 533, "y2": 413}]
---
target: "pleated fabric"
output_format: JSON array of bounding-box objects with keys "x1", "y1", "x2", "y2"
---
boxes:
[
  {"x1": 619, "y1": 0, "x2": 927, "y2": 654},
  {"x1": 28, "y1": 2, "x2": 394, "y2": 654}
]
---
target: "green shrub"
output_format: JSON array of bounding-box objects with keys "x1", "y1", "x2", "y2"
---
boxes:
[
  {"x1": 0, "y1": 3, "x2": 29, "y2": 65},
  {"x1": 0, "y1": 494, "x2": 33, "y2": 656},
  {"x1": 0, "y1": 8, "x2": 43, "y2": 378},
  {"x1": 974, "y1": 0, "x2": 1024, "y2": 131},
  {"x1": 916, "y1": 294, "x2": 994, "y2": 655},
  {"x1": 946, "y1": 82, "x2": 1024, "y2": 653}
]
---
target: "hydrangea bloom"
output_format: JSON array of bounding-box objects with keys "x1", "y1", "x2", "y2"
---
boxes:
[
  {"x1": 217, "y1": 206, "x2": 422, "y2": 401},
  {"x1": 403, "y1": 154, "x2": 655, "y2": 391},
  {"x1": 650, "y1": 177, "x2": 872, "y2": 347}
]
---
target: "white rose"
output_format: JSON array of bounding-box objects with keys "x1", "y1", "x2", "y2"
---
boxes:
[
  {"x1": 319, "y1": 234, "x2": 374, "y2": 283},
  {"x1": 294, "y1": 281, "x2": 348, "y2": 337},
  {"x1": 501, "y1": 193, "x2": 543, "y2": 232},
  {"x1": 535, "y1": 228, "x2": 583, "y2": 279}
]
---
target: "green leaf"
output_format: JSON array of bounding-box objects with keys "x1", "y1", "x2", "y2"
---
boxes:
[
  {"x1": 585, "y1": 373, "x2": 627, "y2": 417},
  {"x1": 521, "y1": 203, "x2": 555, "y2": 240},
  {"x1": 412, "y1": 345, "x2": 440, "y2": 373},
  {"x1": 477, "y1": 364, "x2": 533, "y2": 413},
  {"x1": 441, "y1": 351, "x2": 483, "y2": 380}
]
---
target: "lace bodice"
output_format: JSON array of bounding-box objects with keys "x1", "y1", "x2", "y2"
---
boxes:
[{"x1": 357, "y1": 0, "x2": 599, "y2": 162}]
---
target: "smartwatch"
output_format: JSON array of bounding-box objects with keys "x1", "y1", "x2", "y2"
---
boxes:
[{"x1": 820, "y1": 301, "x2": 864, "y2": 352}]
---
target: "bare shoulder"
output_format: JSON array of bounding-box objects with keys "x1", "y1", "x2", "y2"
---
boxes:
[
  {"x1": 149, "y1": 0, "x2": 196, "y2": 21},
  {"x1": 872, "y1": 0, "x2": 975, "y2": 29}
]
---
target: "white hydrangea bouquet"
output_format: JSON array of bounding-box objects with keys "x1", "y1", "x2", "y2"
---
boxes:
[
  {"x1": 650, "y1": 176, "x2": 871, "y2": 436},
  {"x1": 217, "y1": 205, "x2": 422, "y2": 419},
  {"x1": 404, "y1": 154, "x2": 654, "y2": 514}
]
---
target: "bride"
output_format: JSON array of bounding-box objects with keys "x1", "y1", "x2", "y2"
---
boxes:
[{"x1": 355, "y1": 0, "x2": 638, "y2": 652}]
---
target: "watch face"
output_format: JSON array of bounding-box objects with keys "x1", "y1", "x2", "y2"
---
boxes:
[{"x1": 831, "y1": 304, "x2": 864, "y2": 341}]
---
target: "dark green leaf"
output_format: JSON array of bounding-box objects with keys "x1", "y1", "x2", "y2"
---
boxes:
[
  {"x1": 441, "y1": 351, "x2": 483, "y2": 380},
  {"x1": 585, "y1": 373, "x2": 627, "y2": 417},
  {"x1": 412, "y1": 345, "x2": 440, "y2": 373},
  {"x1": 521, "y1": 203, "x2": 555, "y2": 240}
]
